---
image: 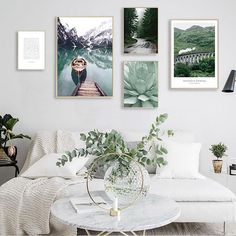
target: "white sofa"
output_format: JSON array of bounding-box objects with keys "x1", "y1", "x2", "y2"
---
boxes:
[
  {"x1": 121, "y1": 130, "x2": 236, "y2": 225},
  {"x1": 19, "y1": 130, "x2": 236, "y2": 234}
]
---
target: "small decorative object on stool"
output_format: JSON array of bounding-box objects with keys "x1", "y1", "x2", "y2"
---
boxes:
[{"x1": 229, "y1": 164, "x2": 236, "y2": 175}]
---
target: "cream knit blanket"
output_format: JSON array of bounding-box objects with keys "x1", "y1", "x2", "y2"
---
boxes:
[
  {"x1": 0, "y1": 130, "x2": 82, "y2": 235},
  {"x1": 0, "y1": 177, "x2": 78, "y2": 235}
]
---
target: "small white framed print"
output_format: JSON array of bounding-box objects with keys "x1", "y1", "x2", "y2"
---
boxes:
[{"x1": 18, "y1": 31, "x2": 45, "y2": 70}]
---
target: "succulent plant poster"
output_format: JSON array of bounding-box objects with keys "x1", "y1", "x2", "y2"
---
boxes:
[
  {"x1": 171, "y1": 19, "x2": 218, "y2": 89},
  {"x1": 124, "y1": 61, "x2": 158, "y2": 108},
  {"x1": 124, "y1": 8, "x2": 158, "y2": 54},
  {"x1": 57, "y1": 17, "x2": 113, "y2": 97}
]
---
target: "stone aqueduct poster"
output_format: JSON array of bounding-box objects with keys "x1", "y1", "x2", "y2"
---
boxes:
[{"x1": 171, "y1": 20, "x2": 218, "y2": 89}]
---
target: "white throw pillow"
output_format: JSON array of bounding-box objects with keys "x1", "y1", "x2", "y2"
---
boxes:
[
  {"x1": 21, "y1": 153, "x2": 88, "y2": 179},
  {"x1": 156, "y1": 140, "x2": 202, "y2": 179}
]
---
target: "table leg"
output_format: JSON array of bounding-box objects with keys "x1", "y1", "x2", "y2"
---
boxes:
[
  {"x1": 100, "y1": 232, "x2": 113, "y2": 236},
  {"x1": 98, "y1": 231, "x2": 110, "y2": 236},
  {"x1": 85, "y1": 229, "x2": 91, "y2": 236},
  {"x1": 120, "y1": 232, "x2": 130, "y2": 236},
  {"x1": 131, "y1": 231, "x2": 138, "y2": 236}
]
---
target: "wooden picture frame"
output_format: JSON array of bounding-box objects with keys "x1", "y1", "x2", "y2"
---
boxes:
[
  {"x1": 170, "y1": 19, "x2": 218, "y2": 89},
  {"x1": 56, "y1": 16, "x2": 113, "y2": 98}
]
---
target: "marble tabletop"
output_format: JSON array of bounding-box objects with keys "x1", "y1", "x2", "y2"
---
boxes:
[{"x1": 51, "y1": 194, "x2": 181, "y2": 232}]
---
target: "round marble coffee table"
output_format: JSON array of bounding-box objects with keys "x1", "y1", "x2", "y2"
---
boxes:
[{"x1": 51, "y1": 194, "x2": 181, "y2": 236}]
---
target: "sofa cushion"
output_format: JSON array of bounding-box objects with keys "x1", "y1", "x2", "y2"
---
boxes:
[
  {"x1": 156, "y1": 140, "x2": 202, "y2": 179},
  {"x1": 150, "y1": 176, "x2": 236, "y2": 202}
]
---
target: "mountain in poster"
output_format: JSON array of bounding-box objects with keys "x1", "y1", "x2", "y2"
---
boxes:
[
  {"x1": 174, "y1": 25, "x2": 215, "y2": 57},
  {"x1": 174, "y1": 24, "x2": 216, "y2": 78},
  {"x1": 57, "y1": 17, "x2": 112, "y2": 49}
]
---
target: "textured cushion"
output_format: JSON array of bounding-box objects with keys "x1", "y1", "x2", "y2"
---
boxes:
[
  {"x1": 150, "y1": 176, "x2": 236, "y2": 202},
  {"x1": 21, "y1": 153, "x2": 88, "y2": 179},
  {"x1": 156, "y1": 140, "x2": 202, "y2": 179}
]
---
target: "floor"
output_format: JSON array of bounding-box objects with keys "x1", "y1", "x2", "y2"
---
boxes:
[{"x1": 77, "y1": 222, "x2": 236, "y2": 235}]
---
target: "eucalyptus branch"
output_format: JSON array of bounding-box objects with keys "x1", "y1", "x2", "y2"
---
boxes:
[{"x1": 56, "y1": 113, "x2": 174, "y2": 173}]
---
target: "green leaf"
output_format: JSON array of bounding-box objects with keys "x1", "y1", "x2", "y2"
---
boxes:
[
  {"x1": 147, "y1": 159, "x2": 151, "y2": 165},
  {"x1": 149, "y1": 96, "x2": 158, "y2": 102},
  {"x1": 160, "y1": 147, "x2": 168, "y2": 154},
  {"x1": 168, "y1": 130, "x2": 174, "y2": 137},
  {"x1": 131, "y1": 100, "x2": 142, "y2": 107},
  {"x1": 137, "y1": 142, "x2": 144, "y2": 149},
  {"x1": 61, "y1": 155, "x2": 68, "y2": 161},
  {"x1": 145, "y1": 74, "x2": 156, "y2": 91},
  {"x1": 124, "y1": 97, "x2": 138, "y2": 105},
  {"x1": 142, "y1": 101, "x2": 154, "y2": 108},
  {"x1": 56, "y1": 162, "x2": 61, "y2": 167},
  {"x1": 71, "y1": 150, "x2": 77, "y2": 158},
  {"x1": 139, "y1": 162, "x2": 145, "y2": 167},
  {"x1": 124, "y1": 89, "x2": 139, "y2": 96},
  {"x1": 10, "y1": 134, "x2": 31, "y2": 140},
  {"x1": 156, "y1": 149, "x2": 163, "y2": 155},
  {"x1": 4, "y1": 116, "x2": 19, "y2": 131},
  {"x1": 80, "y1": 133, "x2": 86, "y2": 141},
  {"x1": 141, "y1": 156, "x2": 147, "y2": 162},
  {"x1": 159, "y1": 113, "x2": 168, "y2": 123},
  {"x1": 138, "y1": 95, "x2": 150, "y2": 102},
  {"x1": 61, "y1": 160, "x2": 66, "y2": 166},
  {"x1": 65, "y1": 151, "x2": 70, "y2": 155},
  {"x1": 142, "y1": 150, "x2": 148, "y2": 155},
  {"x1": 124, "y1": 79, "x2": 133, "y2": 90},
  {"x1": 156, "y1": 157, "x2": 164, "y2": 162},
  {"x1": 135, "y1": 80, "x2": 146, "y2": 94},
  {"x1": 137, "y1": 152, "x2": 143, "y2": 157}
]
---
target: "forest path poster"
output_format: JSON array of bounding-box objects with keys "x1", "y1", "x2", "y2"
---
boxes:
[
  {"x1": 171, "y1": 19, "x2": 218, "y2": 89},
  {"x1": 56, "y1": 17, "x2": 113, "y2": 98},
  {"x1": 124, "y1": 8, "x2": 158, "y2": 54}
]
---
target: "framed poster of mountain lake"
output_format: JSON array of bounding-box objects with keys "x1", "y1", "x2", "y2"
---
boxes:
[
  {"x1": 56, "y1": 17, "x2": 113, "y2": 98},
  {"x1": 171, "y1": 19, "x2": 218, "y2": 89},
  {"x1": 124, "y1": 61, "x2": 158, "y2": 108},
  {"x1": 124, "y1": 8, "x2": 158, "y2": 54}
]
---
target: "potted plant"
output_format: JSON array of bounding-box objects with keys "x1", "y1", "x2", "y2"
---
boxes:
[
  {"x1": 0, "y1": 114, "x2": 31, "y2": 161},
  {"x1": 57, "y1": 114, "x2": 174, "y2": 199},
  {"x1": 209, "y1": 143, "x2": 227, "y2": 173}
]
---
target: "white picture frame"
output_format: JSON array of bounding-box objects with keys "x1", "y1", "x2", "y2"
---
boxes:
[
  {"x1": 170, "y1": 19, "x2": 218, "y2": 89},
  {"x1": 18, "y1": 31, "x2": 45, "y2": 70}
]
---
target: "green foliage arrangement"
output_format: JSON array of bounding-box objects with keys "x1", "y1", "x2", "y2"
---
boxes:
[
  {"x1": 56, "y1": 114, "x2": 174, "y2": 175},
  {"x1": 124, "y1": 61, "x2": 158, "y2": 108},
  {"x1": 124, "y1": 8, "x2": 157, "y2": 47},
  {"x1": 137, "y1": 8, "x2": 157, "y2": 43},
  {"x1": 174, "y1": 58, "x2": 215, "y2": 77},
  {"x1": 124, "y1": 8, "x2": 138, "y2": 46},
  {"x1": 174, "y1": 25, "x2": 216, "y2": 78},
  {"x1": 209, "y1": 143, "x2": 227, "y2": 159},
  {"x1": 0, "y1": 114, "x2": 31, "y2": 148}
]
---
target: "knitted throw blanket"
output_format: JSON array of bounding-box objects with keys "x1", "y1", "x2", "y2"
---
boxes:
[
  {"x1": 0, "y1": 130, "x2": 82, "y2": 235},
  {"x1": 0, "y1": 177, "x2": 77, "y2": 235}
]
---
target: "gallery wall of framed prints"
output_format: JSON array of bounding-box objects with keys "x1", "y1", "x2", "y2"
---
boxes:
[{"x1": 16, "y1": 8, "x2": 220, "y2": 103}]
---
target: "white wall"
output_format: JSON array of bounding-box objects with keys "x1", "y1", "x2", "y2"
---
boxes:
[{"x1": 1, "y1": 0, "x2": 236, "y2": 185}]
